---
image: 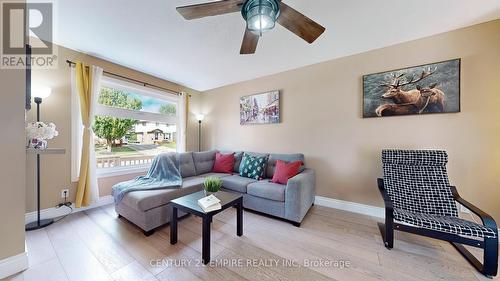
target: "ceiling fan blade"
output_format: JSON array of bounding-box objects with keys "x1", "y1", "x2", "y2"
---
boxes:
[
  {"x1": 277, "y1": 2, "x2": 326, "y2": 44},
  {"x1": 177, "y1": 0, "x2": 245, "y2": 20},
  {"x1": 240, "y1": 29, "x2": 259, "y2": 55}
]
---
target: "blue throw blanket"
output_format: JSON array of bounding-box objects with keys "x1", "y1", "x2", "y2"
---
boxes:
[{"x1": 112, "y1": 153, "x2": 182, "y2": 203}]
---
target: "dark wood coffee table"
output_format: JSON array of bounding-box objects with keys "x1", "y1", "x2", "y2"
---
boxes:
[{"x1": 169, "y1": 190, "x2": 243, "y2": 264}]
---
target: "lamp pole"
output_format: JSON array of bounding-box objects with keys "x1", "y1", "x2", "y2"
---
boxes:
[
  {"x1": 198, "y1": 120, "x2": 202, "y2": 152},
  {"x1": 26, "y1": 97, "x2": 55, "y2": 230},
  {"x1": 26, "y1": 90, "x2": 55, "y2": 231},
  {"x1": 35, "y1": 97, "x2": 41, "y2": 121},
  {"x1": 196, "y1": 114, "x2": 204, "y2": 152},
  {"x1": 35, "y1": 98, "x2": 41, "y2": 226}
]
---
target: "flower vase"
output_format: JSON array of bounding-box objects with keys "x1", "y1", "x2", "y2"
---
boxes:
[{"x1": 28, "y1": 138, "x2": 48, "y2": 150}]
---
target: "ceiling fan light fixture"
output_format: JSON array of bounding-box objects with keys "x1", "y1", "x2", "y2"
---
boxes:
[{"x1": 242, "y1": 0, "x2": 280, "y2": 36}]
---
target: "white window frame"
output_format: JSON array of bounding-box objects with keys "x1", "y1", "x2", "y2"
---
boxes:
[
  {"x1": 71, "y1": 75, "x2": 183, "y2": 180},
  {"x1": 97, "y1": 76, "x2": 179, "y2": 123}
]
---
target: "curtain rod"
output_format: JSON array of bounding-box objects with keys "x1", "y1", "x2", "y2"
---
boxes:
[{"x1": 66, "y1": 60, "x2": 188, "y2": 96}]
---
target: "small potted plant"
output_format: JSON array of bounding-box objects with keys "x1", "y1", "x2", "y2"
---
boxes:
[{"x1": 203, "y1": 177, "x2": 222, "y2": 196}]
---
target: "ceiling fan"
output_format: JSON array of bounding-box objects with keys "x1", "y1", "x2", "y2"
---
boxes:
[{"x1": 176, "y1": 0, "x2": 326, "y2": 54}]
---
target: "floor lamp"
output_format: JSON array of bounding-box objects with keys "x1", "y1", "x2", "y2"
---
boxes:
[
  {"x1": 196, "y1": 114, "x2": 205, "y2": 152},
  {"x1": 26, "y1": 86, "x2": 53, "y2": 231}
]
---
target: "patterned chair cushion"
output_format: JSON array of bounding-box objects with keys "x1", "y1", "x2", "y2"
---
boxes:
[
  {"x1": 382, "y1": 149, "x2": 448, "y2": 166},
  {"x1": 394, "y1": 208, "x2": 497, "y2": 238},
  {"x1": 382, "y1": 150, "x2": 458, "y2": 217}
]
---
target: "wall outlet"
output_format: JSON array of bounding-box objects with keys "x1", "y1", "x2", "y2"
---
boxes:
[{"x1": 61, "y1": 189, "x2": 69, "y2": 199}]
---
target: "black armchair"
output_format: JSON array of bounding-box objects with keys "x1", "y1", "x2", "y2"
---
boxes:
[{"x1": 378, "y1": 150, "x2": 498, "y2": 278}]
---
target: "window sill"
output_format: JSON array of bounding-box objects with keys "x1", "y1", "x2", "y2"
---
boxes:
[{"x1": 97, "y1": 165, "x2": 150, "y2": 178}]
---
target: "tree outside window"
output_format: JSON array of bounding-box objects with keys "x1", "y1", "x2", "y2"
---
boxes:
[
  {"x1": 159, "y1": 103, "x2": 176, "y2": 116},
  {"x1": 93, "y1": 88, "x2": 142, "y2": 151}
]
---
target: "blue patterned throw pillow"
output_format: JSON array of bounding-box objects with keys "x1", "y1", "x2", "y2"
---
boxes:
[{"x1": 239, "y1": 155, "x2": 267, "y2": 180}]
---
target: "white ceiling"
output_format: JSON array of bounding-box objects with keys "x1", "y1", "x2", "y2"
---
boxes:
[{"x1": 54, "y1": 0, "x2": 500, "y2": 91}]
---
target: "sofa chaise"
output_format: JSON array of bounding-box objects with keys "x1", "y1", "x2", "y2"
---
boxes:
[{"x1": 114, "y1": 150, "x2": 316, "y2": 235}]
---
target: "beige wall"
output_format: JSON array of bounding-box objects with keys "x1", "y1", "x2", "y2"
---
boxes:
[
  {"x1": 27, "y1": 44, "x2": 202, "y2": 212},
  {"x1": 203, "y1": 20, "x2": 500, "y2": 221},
  {"x1": 0, "y1": 58, "x2": 26, "y2": 258}
]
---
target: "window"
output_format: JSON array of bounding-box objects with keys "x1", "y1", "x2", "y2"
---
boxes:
[{"x1": 72, "y1": 75, "x2": 185, "y2": 179}]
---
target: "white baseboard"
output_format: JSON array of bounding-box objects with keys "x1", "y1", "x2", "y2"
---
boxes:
[
  {"x1": 25, "y1": 195, "x2": 114, "y2": 223},
  {"x1": 315, "y1": 196, "x2": 385, "y2": 218},
  {"x1": 0, "y1": 251, "x2": 28, "y2": 279},
  {"x1": 314, "y1": 196, "x2": 500, "y2": 244}
]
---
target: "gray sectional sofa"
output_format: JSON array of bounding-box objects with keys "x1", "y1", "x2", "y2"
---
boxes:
[{"x1": 114, "y1": 150, "x2": 316, "y2": 235}]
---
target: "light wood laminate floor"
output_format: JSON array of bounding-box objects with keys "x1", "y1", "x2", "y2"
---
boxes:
[{"x1": 3, "y1": 204, "x2": 498, "y2": 281}]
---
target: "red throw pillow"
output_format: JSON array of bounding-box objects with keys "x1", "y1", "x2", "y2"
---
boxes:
[
  {"x1": 271, "y1": 160, "x2": 303, "y2": 185},
  {"x1": 213, "y1": 152, "x2": 235, "y2": 174}
]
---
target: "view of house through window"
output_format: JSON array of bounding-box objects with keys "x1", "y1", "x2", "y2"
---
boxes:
[{"x1": 94, "y1": 86, "x2": 178, "y2": 169}]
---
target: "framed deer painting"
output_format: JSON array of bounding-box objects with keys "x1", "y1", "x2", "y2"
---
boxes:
[{"x1": 363, "y1": 59, "x2": 461, "y2": 118}]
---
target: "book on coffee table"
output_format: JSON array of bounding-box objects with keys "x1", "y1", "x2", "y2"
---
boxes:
[{"x1": 197, "y1": 194, "x2": 222, "y2": 212}]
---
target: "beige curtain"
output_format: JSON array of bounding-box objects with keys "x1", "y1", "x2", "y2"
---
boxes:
[
  {"x1": 75, "y1": 62, "x2": 102, "y2": 207},
  {"x1": 184, "y1": 93, "x2": 189, "y2": 150},
  {"x1": 178, "y1": 92, "x2": 189, "y2": 152}
]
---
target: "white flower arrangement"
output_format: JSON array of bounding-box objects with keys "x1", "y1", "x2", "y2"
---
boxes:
[{"x1": 26, "y1": 122, "x2": 59, "y2": 140}]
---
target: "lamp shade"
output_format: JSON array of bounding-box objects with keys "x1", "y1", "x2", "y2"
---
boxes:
[
  {"x1": 32, "y1": 86, "x2": 52, "y2": 99},
  {"x1": 196, "y1": 114, "x2": 205, "y2": 122},
  {"x1": 242, "y1": 0, "x2": 280, "y2": 35}
]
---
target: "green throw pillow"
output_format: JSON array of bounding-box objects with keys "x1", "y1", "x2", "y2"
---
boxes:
[{"x1": 239, "y1": 155, "x2": 267, "y2": 180}]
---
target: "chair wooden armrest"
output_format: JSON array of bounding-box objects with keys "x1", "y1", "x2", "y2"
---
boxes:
[{"x1": 450, "y1": 186, "x2": 498, "y2": 231}]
